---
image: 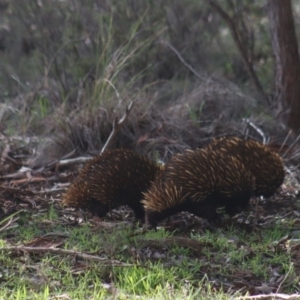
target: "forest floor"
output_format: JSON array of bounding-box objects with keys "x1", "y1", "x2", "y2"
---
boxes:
[
  {"x1": 0, "y1": 136, "x2": 300, "y2": 300},
  {"x1": 2, "y1": 1, "x2": 300, "y2": 299}
]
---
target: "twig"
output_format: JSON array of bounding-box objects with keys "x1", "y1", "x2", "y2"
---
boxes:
[
  {"x1": 0, "y1": 246, "x2": 135, "y2": 266},
  {"x1": 0, "y1": 210, "x2": 24, "y2": 232},
  {"x1": 104, "y1": 79, "x2": 123, "y2": 106},
  {"x1": 279, "y1": 130, "x2": 292, "y2": 153},
  {"x1": 0, "y1": 210, "x2": 24, "y2": 227},
  {"x1": 276, "y1": 262, "x2": 293, "y2": 293},
  {"x1": 36, "y1": 187, "x2": 67, "y2": 194},
  {"x1": 285, "y1": 149, "x2": 300, "y2": 162},
  {"x1": 58, "y1": 156, "x2": 92, "y2": 167},
  {"x1": 158, "y1": 41, "x2": 206, "y2": 81},
  {"x1": 138, "y1": 237, "x2": 204, "y2": 253},
  {"x1": 49, "y1": 294, "x2": 72, "y2": 300},
  {"x1": 235, "y1": 293, "x2": 300, "y2": 300},
  {"x1": 47, "y1": 149, "x2": 76, "y2": 169},
  {"x1": 0, "y1": 217, "x2": 19, "y2": 233},
  {"x1": 243, "y1": 119, "x2": 268, "y2": 144},
  {"x1": 100, "y1": 101, "x2": 134, "y2": 154},
  {"x1": 282, "y1": 133, "x2": 300, "y2": 159}
]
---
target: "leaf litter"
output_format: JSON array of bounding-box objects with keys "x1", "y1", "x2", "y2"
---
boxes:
[{"x1": 0, "y1": 133, "x2": 300, "y2": 299}]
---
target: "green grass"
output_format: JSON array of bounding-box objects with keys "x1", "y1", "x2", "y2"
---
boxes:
[{"x1": 0, "y1": 201, "x2": 299, "y2": 299}]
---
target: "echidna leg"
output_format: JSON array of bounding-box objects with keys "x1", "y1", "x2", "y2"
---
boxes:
[
  {"x1": 89, "y1": 198, "x2": 109, "y2": 218},
  {"x1": 128, "y1": 204, "x2": 145, "y2": 222},
  {"x1": 144, "y1": 210, "x2": 159, "y2": 229},
  {"x1": 187, "y1": 201, "x2": 220, "y2": 223},
  {"x1": 144, "y1": 210, "x2": 173, "y2": 229},
  {"x1": 224, "y1": 195, "x2": 251, "y2": 216}
]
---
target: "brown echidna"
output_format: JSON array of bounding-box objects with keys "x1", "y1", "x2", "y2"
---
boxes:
[
  {"x1": 142, "y1": 148, "x2": 255, "y2": 228},
  {"x1": 205, "y1": 136, "x2": 285, "y2": 198},
  {"x1": 62, "y1": 149, "x2": 160, "y2": 220}
]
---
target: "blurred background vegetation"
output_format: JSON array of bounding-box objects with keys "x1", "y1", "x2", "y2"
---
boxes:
[{"x1": 0, "y1": 0, "x2": 299, "y2": 162}]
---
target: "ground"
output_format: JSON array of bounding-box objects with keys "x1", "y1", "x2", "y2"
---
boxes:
[{"x1": 0, "y1": 136, "x2": 300, "y2": 299}]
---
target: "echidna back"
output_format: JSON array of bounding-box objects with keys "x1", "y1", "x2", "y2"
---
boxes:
[
  {"x1": 142, "y1": 148, "x2": 255, "y2": 227},
  {"x1": 63, "y1": 149, "x2": 160, "y2": 220},
  {"x1": 164, "y1": 148, "x2": 254, "y2": 205},
  {"x1": 206, "y1": 137, "x2": 285, "y2": 197}
]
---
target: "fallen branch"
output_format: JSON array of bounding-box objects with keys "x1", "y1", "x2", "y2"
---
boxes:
[
  {"x1": 0, "y1": 246, "x2": 135, "y2": 266},
  {"x1": 57, "y1": 156, "x2": 92, "y2": 167},
  {"x1": 36, "y1": 187, "x2": 67, "y2": 194},
  {"x1": 235, "y1": 293, "x2": 300, "y2": 300},
  {"x1": 138, "y1": 236, "x2": 204, "y2": 253}
]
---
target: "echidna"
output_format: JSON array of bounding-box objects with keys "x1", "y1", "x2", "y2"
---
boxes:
[
  {"x1": 142, "y1": 148, "x2": 255, "y2": 228},
  {"x1": 205, "y1": 136, "x2": 285, "y2": 198},
  {"x1": 62, "y1": 149, "x2": 160, "y2": 220}
]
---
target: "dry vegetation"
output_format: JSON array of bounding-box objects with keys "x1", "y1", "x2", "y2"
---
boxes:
[{"x1": 1, "y1": 0, "x2": 300, "y2": 299}]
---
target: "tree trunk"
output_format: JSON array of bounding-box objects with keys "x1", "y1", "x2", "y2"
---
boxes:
[{"x1": 268, "y1": 0, "x2": 300, "y2": 134}]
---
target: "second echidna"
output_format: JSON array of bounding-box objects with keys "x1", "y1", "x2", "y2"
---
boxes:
[
  {"x1": 62, "y1": 149, "x2": 160, "y2": 220},
  {"x1": 205, "y1": 136, "x2": 285, "y2": 198},
  {"x1": 142, "y1": 148, "x2": 255, "y2": 228}
]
